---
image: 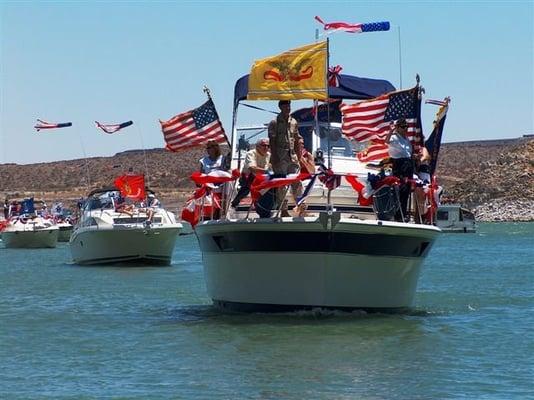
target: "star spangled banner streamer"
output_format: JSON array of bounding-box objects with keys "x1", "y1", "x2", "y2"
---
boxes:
[
  {"x1": 34, "y1": 119, "x2": 72, "y2": 131},
  {"x1": 95, "y1": 120, "x2": 133, "y2": 134},
  {"x1": 315, "y1": 16, "x2": 390, "y2": 34}
]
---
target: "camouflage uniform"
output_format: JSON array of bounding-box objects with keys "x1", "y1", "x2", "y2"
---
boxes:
[{"x1": 268, "y1": 113, "x2": 303, "y2": 212}]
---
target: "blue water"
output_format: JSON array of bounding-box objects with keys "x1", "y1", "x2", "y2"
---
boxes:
[{"x1": 1, "y1": 223, "x2": 533, "y2": 399}]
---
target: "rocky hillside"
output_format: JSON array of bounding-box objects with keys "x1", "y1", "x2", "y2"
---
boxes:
[
  {"x1": 436, "y1": 137, "x2": 534, "y2": 221},
  {"x1": 1, "y1": 138, "x2": 532, "y2": 221}
]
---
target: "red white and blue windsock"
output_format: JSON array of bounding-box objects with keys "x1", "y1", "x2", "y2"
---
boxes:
[
  {"x1": 34, "y1": 119, "x2": 72, "y2": 131},
  {"x1": 315, "y1": 16, "x2": 390, "y2": 34},
  {"x1": 425, "y1": 99, "x2": 448, "y2": 107},
  {"x1": 95, "y1": 120, "x2": 133, "y2": 134}
]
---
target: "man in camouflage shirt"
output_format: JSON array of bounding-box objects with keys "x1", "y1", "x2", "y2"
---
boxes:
[{"x1": 268, "y1": 100, "x2": 303, "y2": 217}]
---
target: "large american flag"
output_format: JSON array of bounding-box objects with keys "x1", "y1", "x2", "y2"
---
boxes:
[
  {"x1": 341, "y1": 87, "x2": 421, "y2": 163},
  {"x1": 160, "y1": 99, "x2": 227, "y2": 151},
  {"x1": 34, "y1": 119, "x2": 72, "y2": 131}
]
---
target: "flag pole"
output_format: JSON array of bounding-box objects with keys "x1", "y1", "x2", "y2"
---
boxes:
[
  {"x1": 77, "y1": 130, "x2": 91, "y2": 189},
  {"x1": 203, "y1": 86, "x2": 231, "y2": 148},
  {"x1": 135, "y1": 123, "x2": 150, "y2": 188},
  {"x1": 397, "y1": 25, "x2": 403, "y2": 89}
]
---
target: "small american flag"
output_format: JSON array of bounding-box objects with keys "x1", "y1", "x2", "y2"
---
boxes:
[
  {"x1": 315, "y1": 16, "x2": 390, "y2": 34},
  {"x1": 95, "y1": 120, "x2": 133, "y2": 134},
  {"x1": 160, "y1": 99, "x2": 226, "y2": 151},
  {"x1": 34, "y1": 119, "x2": 72, "y2": 131},
  {"x1": 341, "y1": 86, "x2": 420, "y2": 144}
]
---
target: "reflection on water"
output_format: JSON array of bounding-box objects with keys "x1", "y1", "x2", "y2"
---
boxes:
[{"x1": 1, "y1": 223, "x2": 533, "y2": 399}]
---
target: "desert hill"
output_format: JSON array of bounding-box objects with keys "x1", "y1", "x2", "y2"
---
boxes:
[{"x1": 1, "y1": 138, "x2": 533, "y2": 221}]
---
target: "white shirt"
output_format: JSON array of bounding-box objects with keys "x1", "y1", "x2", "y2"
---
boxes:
[
  {"x1": 199, "y1": 155, "x2": 224, "y2": 174},
  {"x1": 243, "y1": 150, "x2": 270, "y2": 175}
]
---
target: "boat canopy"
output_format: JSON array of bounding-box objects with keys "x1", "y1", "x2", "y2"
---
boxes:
[{"x1": 233, "y1": 73, "x2": 396, "y2": 111}]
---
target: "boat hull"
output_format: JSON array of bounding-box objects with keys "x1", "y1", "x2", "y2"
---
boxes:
[
  {"x1": 57, "y1": 225, "x2": 73, "y2": 242},
  {"x1": 70, "y1": 226, "x2": 181, "y2": 265},
  {"x1": 196, "y1": 218, "x2": 440, "y2": 310},
  {"x1": 2, "y1": 228, "x2": 59, "y2": 248}
]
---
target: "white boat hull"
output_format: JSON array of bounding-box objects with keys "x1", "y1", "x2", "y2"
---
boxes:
[
  {"x1": 2, "y1": 228, "x2": 59, "y2": 248},
  {"x1": 57, "y1": 225, "x2": 73, "y2": 242},
  {"x1": 70, "y1": 226, "x2": 181, "y2": 265},
  {"x1": 196, "y1": 217, "x2": 440, "y2": 311}
]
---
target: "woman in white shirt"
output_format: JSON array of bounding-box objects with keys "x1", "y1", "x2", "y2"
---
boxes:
[{"x1": 385, "y1": 119, "x2": 414, "y2": 221}]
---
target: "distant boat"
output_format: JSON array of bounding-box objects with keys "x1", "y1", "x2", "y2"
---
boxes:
[
  {"x1": 70, "y1": 187, "x2": 182, "y2": 265},
  {"x1": 1, "y1": 198, "x2": 59, "y2": 248},
  {"x1": 436, "y1": 204, "x2": 476, "y2": 233},
  {"x1": 2, "y1": 215, "x2": 59, "y2": 248}
]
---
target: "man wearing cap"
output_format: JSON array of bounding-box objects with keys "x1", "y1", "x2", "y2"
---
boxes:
[
  {"x1": 231, "y1": 138, "x2": 271, "y2": 208},
  {"x1": 385, "y1": 118, "x2": 414, "y2": 221},
  {"x1": 268, "y1": 100, "x2": 302, "y2": 217}
]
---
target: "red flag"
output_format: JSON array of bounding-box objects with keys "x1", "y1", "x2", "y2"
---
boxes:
[{"x1": 113, "y1": 175, "x2": 146, "y2": 201}]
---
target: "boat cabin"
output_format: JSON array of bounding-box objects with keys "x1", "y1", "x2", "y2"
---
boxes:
[{"x1": 435, "y1": 204, "x2": 476, "y2": 233}]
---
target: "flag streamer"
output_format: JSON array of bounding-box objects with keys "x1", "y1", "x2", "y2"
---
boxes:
[{"x1": 34, "y1": 119, "x2": 72, "y2": 131}]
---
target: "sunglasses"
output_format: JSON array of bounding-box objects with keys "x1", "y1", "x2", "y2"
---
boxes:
[{"x1": 259, "y1": 144, "x2": 270, "y2": 147}]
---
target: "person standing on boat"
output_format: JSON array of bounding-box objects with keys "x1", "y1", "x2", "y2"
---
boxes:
[
  {"x1": 3, "y1": 198, "x2": 9, "y2": 220},
  {"x1": 385, "y1": 118, "x2": 414, "y2": 222},
  {"x1": 231, "y1": 138, "x2": 271, "y2": 208},
  {"x1": 199, "y1": 140, "x2": 228, "y2": 219},
  {"x1": 199, "y1": 140, "x2": 227, "y2": 174},
  {"x1": 268, "y1": 100, "x2": 302, "y2": 217}
]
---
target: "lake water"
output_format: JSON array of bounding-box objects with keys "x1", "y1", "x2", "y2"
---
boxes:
[{"x1": 1, "y1": 223, "x2": 532, "y2": 399}]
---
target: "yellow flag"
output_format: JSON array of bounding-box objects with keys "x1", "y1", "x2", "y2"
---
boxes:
[{"x1": 248, "y1": 41, "x2": 328, "y2": 101}]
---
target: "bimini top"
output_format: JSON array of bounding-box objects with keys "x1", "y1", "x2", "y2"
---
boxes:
[{"x1": 233, "y1": 73, "x2": 396, "y2": 110}]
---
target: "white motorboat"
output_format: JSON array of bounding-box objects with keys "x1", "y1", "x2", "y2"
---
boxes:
[
  {"x1": 436, "y1": 204, "x2": 476, "y2": 233},
  {"x1": 1, "y1": 215, "x2": 59, "y2": 248},
  {"x1": 70, "y1": 188, "x2": 182, "y2": 265},
  {"x1": 193, "y1": 70, "x2": 442, "y2": 312}
]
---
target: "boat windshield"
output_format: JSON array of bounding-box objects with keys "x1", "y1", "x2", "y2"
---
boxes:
[{"x1": 234, "y1": 123, "x2": 365, "y2": 160}]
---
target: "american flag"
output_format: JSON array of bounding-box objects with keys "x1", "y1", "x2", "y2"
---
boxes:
[
  {"x1": 95, "y1": 120, "x2": 133, "y2": 134},
  {"x1": 356, "y1": 140, "x2": 390, "y2": 163},
  {"x1": 34, "y1": 119, "x2": 72, "y2": 131},
  {"x1": 341, "y1": 86, "x2": 422, "y2": 163},
  {"x1": 341, "y1": 87, "x2": 419, "y2": 143},
  {"x1": 315, "y1": 16, "x2": 390, "y2": 34},
  {"x1": 160, "y1": 99, "x2": 227, "y2": 151}
]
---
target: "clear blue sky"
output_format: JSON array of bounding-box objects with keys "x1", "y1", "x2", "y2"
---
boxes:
[{"x1": 1, "y1": 1, "x2": 532, "y2": 164}]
